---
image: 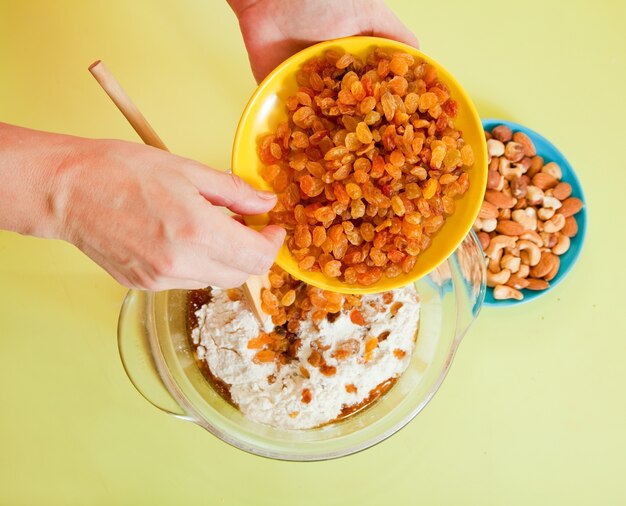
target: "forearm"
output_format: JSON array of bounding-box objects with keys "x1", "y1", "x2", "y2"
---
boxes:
[{"x1": 0, "y1": 122, "x2": 71, "y2": 239}]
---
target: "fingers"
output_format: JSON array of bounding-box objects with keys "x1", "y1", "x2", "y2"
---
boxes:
[
  {"x1": 131, "y1": 278, "x2": 211, "y2": 291},
  {"x1": 199, "y1": 210, "x2": 285, "y2": 275},
  {"x1": 90, "y1": 192, "x2": 283, "y2": 288},
  {"x1": 80, "y1": 236, "x2": 255, "y2": 291},
  {"x1": 179, "y1": 162, "x2": 278, "y2": 215},
  {"x1": 134, "y1": 207, "x2": 284, "y2": 285},
  {"x1": 116, "y1": 257, "x2": 252, "y2": 291}
]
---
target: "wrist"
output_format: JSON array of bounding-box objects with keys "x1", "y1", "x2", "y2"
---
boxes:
[{"x1": 0, "y1": 123, "x2": 79, "y2": 240}]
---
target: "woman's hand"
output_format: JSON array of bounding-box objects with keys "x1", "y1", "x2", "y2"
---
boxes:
[
  {"x1": 228, "y1": 0, "x2": 419, "y2": 83},
  {"x1": 58, "y1": 139, "x2": 286, "y2": 290},
  {"x1": 0, "y1": 123, "x2": 284, "y2": 290}
]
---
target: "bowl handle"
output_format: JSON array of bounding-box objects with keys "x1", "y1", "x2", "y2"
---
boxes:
[{"x1": 117, "y1": 290, "x2": 191, "y2": 419}]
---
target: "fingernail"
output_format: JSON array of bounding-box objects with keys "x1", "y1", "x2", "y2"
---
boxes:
[{"x1": 257, "y1": 190, "x2": 277, "y2": 200}]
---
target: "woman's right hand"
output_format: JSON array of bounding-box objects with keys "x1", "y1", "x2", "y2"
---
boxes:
[{"x1": 47, "y1": 135, "x2": 285, "y2": 290}]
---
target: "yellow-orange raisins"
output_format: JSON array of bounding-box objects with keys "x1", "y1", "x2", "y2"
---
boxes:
[{"x1": 258, "y1": 48, "x2": 473, "y2": 286}]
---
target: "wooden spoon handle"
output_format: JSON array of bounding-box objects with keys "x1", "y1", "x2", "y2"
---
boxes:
[
  {"x1": 89, "y1": 60, "x2": 168, "y2": 151},
  {"x1": 88, "y1": 60, "x2": 268, "y2": 324}
]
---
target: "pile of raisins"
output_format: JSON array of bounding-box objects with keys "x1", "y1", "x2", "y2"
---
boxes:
[
  {"x1": 250, "y1": 265, "x2": 405, "y2": 373},
  {"x1": 259, "y1": 48, "x2": 474, "y2": 286}
]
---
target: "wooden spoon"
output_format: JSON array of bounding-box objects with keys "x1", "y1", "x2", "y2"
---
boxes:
[{"x1": 88, "y1": 60, "x2": 269, "y2": 324}]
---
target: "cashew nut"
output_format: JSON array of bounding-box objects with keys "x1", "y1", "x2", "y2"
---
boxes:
[
  {"x1": 526, "y1": 185, "x2": 545, "y2": 205},
  {"x1": 542, "y1": 162, "x2": 562, "y2": 179},
  {"x1": 540, "y1": 232, "x2": 557, "y2": 248},
  {"x1": 542, "y1": 196, "x2": 562, "y2": 210},
  {"x1": 517, "y1": 264, "x2": 530, "y2": 278},
  {"x1": 488, "y1": 256, "x2": 502, "y2": 274},
  {"x1": 484, "y1": 235, "x2": 517, "y2": 260},
  {"x1": 520, "y1": 250, "x2": 529, "y2": 265},
  {"x1": 537, "y1": 207, "x2": 555, "y2": 221},
  {"x1": 519, "y1": 157, "x2": 532, "y2": 171},
  {"x1": 520, "y1": 230, "x2": 543, "y2": 247},
  {"x1": 501, "y1": 254, "x2": 521, "y2": 273},
  {"x1": 487, "y1": 268, "x2": 511, "y2": 287},
  {"x1": 493, "y1": 285, "x2": 523, "y2": 300},
  {"x1": 517, "y1": 240, "x2": 541, "y2": 266},
  {"x1": 512, "y1": 208, "x2": 537, "y2": 231},
  {"x1": 510, "y1": 176, "x2": 528, "y2": 198},
  {"x1": 543, "y1": 213, "x2": 566, "y2": 233},
  {"x1": 487, "y1": 139, "x2": 505, "y2": 157},
  {"x1": 499, "y1": 158, "x2": 525, "y2": 180},
  {"x1": 552, "y1": 233, "x2": 571, "y2": 255},
  {"x1": 473, "y1": 218, "x2": 483, "y2": 232},
  {"x1": 481, "y1": 218, "x2": 497, "y2": 233}
]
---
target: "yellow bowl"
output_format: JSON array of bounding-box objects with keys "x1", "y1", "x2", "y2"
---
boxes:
[{"x1": 232, "y1": 36, "x2": 487, "y2": 294}]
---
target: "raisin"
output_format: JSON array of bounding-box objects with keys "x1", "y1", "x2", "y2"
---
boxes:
[
  {"x1": 389, "y1": 56, "x2": 408, "y2": 76},
  {"x1": 393, "y1": 349, "x2": 407, "y2": 359},
  {"x1": 320, "y1": 364, "x2": 337, "y2": 376},
  {"x1": 350, "y1": 309, "x2": 366, "y2": 325},
  {"x1": 300, "y1": 175, "x2": 324, "y2": 197},
  {"x1": 323, "y1": 260, "x2": 342, "y2": 277},
  {"x1": 355, "y1": 122, "x2": 373, "y2": 144},
  {"x1": 391, "y1": 301, "x2": 403, "y2": 316},
  {"x1": 292, "y1": 106, "x2": 315, "y2": 128},
  {"x1": 294, "y1": 225, "x2": 312, "y2": 248},
  {"x1": 357, "y1": 267, "x2": 383, "y2": 285},
  {"x1": 423, "y1": 178, "x2": 439, "y2": 200},
  {"x1": 307, "y1": 350, "x2": 322, "y2": 367},
  {"x1": 253, "y1": 349, "x2": 276, "y2": 363},
  {"x1": 281, "y1": 290, "x2": 296, "y2": 307},
  {"x1": 312, "y1": 226, "x2": 327, "y2": 247}
]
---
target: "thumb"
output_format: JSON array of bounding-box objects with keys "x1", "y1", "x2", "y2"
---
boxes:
[
  {"x1": 260, "y1": 224, "x2": 287, "y2": 252},
  {"x1": 183, "y1": 162, "x2": 278, "y2": 215}
]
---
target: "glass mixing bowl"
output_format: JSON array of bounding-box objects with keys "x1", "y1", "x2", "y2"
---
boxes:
[{"x1": 117, "y1": 231, "x2": 485, "y2": 461}]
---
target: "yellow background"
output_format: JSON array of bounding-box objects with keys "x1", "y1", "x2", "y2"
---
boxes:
[{"x1": 1, "y1": 0, "x2": 625, "y2": 504}]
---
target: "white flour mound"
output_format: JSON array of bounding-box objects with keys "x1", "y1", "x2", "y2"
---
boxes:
[{"x1": 191, "y1": 286, "x2": 420, "y2": 430}]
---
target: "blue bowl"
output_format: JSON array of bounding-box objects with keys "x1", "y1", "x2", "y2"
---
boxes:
[{"x1": 481, "y1": 119, "x2": 587, "y2": 307}]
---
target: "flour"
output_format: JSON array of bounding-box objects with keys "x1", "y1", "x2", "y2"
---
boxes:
[{"x1": 191, "y1": 286, "x2": 420, "y2": 430}]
